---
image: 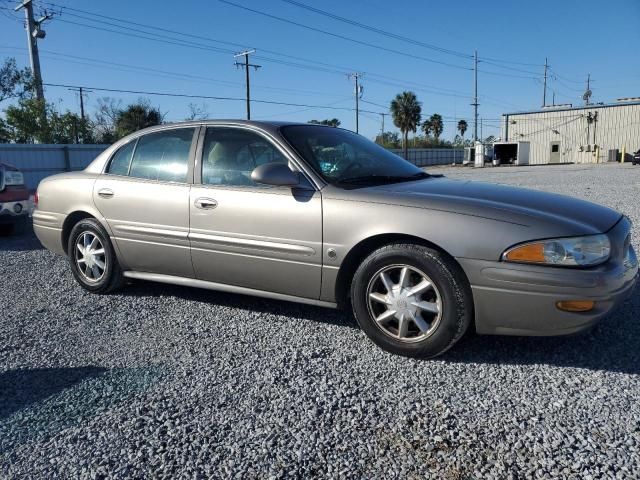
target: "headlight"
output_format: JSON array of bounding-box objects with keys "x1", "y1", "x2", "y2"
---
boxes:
[
  {"x1": 4, "y1": 171, "x2": 24, "y2": 186},
  {"x1": 502, "y1": 234, "x2": 611, "y2": 267}
]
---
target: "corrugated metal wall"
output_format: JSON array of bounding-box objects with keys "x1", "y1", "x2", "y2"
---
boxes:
[
  {"x1": 0, "y1": 144, "x2": 108, "y2": 189},
  {"x1": 501, "y1": 103, "x2": 640, "y2": 165},
  {"x1": 389, "y1": 148, "x2": 464, "y2": 166}
]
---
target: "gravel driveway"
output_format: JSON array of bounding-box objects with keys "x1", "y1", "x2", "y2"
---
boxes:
[{"x1": 1, "y1": 163, "x2": 639, "y2": 479}]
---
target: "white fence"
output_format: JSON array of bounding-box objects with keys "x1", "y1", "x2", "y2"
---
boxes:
[
  {"x1": 389, "y1": 148, "x2": 465, "y2": 166},
  {"x1": 0, "y1": 144, "x2": 109, "y2": 189}
]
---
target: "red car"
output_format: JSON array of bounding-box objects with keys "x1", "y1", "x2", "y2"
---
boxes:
[{"x1": 0, "y1": 162, "x2": 30, "y2": 234}]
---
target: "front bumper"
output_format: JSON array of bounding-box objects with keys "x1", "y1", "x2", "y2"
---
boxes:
[
  {"x1": 459, "y1": 219, "x2": 638, "y2": 336},
  {"x1": 0, "y1": 199, "x2": 30, "y2": 224}
]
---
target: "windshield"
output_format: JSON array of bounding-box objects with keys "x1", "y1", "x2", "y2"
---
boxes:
[{"x1": 280, "y1": 125, "x2": 427, "y2": 187}]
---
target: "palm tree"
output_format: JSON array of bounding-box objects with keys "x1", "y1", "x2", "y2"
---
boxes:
[
  {"x1": 116, "y1": 102, "x2": 163, "y2": 138},
  {"x1": 421, "y1": 119, "x2": 432, "y2": 137},
  {"x1": 457, "y1": 119, "x2": 468, "y2": 139},
  {"x1": 390, "y1": 91, "x2": 421, "y2": 159},
  {"x1": 428, "y1": 114, "x2": 444, "y2": 140}
]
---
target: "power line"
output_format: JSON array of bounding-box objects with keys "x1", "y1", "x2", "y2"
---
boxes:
[
  {"x1": 279, "y1": 0, "x2": 472, "y2": 59},
  {"x1": 218, "y1": 0, "x2": 473, "y2": 71},
  {"x1": 28, "y1": 3, "x2": 514, "y2": 102},
  {"x1": 42, "y1": 82, "x2": 386, "y2": 115},
  {"x1": 279, "y1": 0, "x2": 547, "y2": 70}
]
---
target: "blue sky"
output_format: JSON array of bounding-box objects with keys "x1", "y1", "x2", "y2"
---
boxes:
[{"x1": 1, "y1": 0, "x2": 639, "y2": 140}]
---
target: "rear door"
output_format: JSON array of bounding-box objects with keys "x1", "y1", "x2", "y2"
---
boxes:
[
  {"x1": 93, "y1": 127, "x2": 198, "y2": 277},
  {"x1": 188, "y1": 126, "x2": 322, "y2": 299}
]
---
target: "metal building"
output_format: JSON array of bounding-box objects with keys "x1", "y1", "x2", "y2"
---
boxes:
[{"x1": 500, "y1": 99, "x2": 640, "y2": 165}]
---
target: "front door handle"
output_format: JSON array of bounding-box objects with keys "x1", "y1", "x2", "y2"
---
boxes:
[
  {"x1": 194, "y1": 197, "x2": 218, "y2": 209},
  {"x1": 97, "y1": 188, "x2": 114, "y2": 198}
]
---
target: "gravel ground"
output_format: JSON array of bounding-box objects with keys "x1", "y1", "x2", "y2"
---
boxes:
[{"x1": 1, "y1": 163, "x2": 639, "y2": 479}]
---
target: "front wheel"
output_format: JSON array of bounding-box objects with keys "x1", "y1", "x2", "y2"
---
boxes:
[
  {"x1": 67, "y1": 218, "x2": 124, "y2": 293},
  {"x1": 351, "y1": 243, "x2": 473, "y2": 358}
]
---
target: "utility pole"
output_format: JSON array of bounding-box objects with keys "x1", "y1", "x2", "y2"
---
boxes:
[
  {"x1": 472, "y1": 50, "x2": 479, "y2": 142},
  {"x1": 234, "y1": 49, "x2": 261, "y2": 120},
  {"x1": 377, "y1": 112, "x2": 388, "y2": 142},
  {"x1": 480, "y1": 117, "x2": 483, "y2": 142},
  {"x1": 68, "y1": 86, "x2": 90, "y2": 121},
  {"x1": 542, "y1": 57, "x2": 548, "y2": 107},
  {"x1": 348, "y1": 73, "x2": 363, "y2": 133},
  {"x1": 15, "y1": 0, "x2": 52, "y2": 101},
  {"x1": 585, "y1": 74, "x2": 591, "y2": 106}
]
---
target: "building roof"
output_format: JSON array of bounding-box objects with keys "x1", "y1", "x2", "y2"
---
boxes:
[{"x1": 502, "y1": 100, "x2": 640, "y2": 116}]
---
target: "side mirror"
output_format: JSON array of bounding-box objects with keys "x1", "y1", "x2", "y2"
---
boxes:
[{"x1": 251, "y1": 163, "x2": 300, "y2": 187}]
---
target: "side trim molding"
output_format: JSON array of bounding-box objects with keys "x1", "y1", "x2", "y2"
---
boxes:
[
  {"x1": 189, "y1": 232, "x2": 316, "y2": 256},
  {"x1": 122, "y1": 271, "x2": 338, "y2": 309}
]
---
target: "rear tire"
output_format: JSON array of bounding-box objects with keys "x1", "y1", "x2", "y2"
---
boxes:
[
  {"x1": 67, "y1": 218, "x2": 124, "y2": 293},
  {"x1": 350, "y1": 243, "x2": 472, "y2": 358}
]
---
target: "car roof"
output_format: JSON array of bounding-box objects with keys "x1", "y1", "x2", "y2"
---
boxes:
[{"x1": 139, "y1": 120, "x2": 337, "y2": 135}]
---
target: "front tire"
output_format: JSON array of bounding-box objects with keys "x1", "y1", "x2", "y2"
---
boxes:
[
  {"x1": 67, "y1": 218, "x2": 124, "y2": 293},
  {"x1": 351, "y1": 243, "x2": 472, "y2": 358}
]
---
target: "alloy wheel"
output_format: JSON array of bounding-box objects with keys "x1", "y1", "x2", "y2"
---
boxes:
[
  {"x1": 75, "y1": 231, "x2": 107, "y2": 282},
  {"x1": 366, "y1": 264, "x2": 443, "y2": 343}
]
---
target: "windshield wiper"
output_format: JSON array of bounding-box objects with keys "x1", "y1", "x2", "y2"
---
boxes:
[{"x1": 337, "y1": 171, "x2": 429, "y2": 185}]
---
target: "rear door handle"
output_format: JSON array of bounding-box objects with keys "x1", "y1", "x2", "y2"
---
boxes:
[
  {"x1": 97, "y1": 188, "x2": 114, "y2": 198},
  {"x1": 194, "y1": 197, "x2": 218, "y2": 209}
]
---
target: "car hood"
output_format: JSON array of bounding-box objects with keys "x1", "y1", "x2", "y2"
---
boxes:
[{"x1": 333, "y1": 176, "x2": 621, "y2": 236}]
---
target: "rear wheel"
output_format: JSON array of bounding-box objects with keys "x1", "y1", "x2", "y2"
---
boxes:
[
  {"x1": 351, "y1": 243, "x2": 472, "y2": 358},
  {"x1": 67, "y1": 218, "x2": 124, "y2": 293}
]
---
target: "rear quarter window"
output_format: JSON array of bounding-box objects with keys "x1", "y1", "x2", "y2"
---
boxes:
[{"x1": 107, "y1": 141, "x2": 136, "y2": 176}]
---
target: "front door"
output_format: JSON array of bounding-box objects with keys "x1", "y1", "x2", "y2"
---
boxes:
[
  {"x1": 189, "y1": 126, "x2": 322, "y2": 299},
  {"x1": 93, "y1": 127, "x2": 197, "y2": 278},
  {"x1": 550, "y1": 141, "x2": 561, "y2": 163}
]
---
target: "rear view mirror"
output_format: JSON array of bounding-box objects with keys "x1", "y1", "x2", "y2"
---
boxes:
[{"x1": 251, "y1": 163, "x2": 300, "y2": 187}]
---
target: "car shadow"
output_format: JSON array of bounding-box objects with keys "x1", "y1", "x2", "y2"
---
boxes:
[
  {"x1": 122, "y1": 279, "x2": 640, "y2": 375},
  {"x1": 0, "y1": 366, "x2": 108, "y2": 420},
  {"x1": 120, "y1": 280, "x2": 359, "y2": 330},
  {"x1": 0, "y1": 223, "x2": 44, "y2": 251},
  {"x1": 0, "y1": 366, "x2": 161, "y2": 452}
]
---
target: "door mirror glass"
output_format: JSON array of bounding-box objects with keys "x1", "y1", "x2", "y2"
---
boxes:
[{"x1": 251, "y1": 163, "x2": 300, "y2": 187}]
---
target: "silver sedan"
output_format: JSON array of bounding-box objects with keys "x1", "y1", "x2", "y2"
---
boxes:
[{"x1": 33, "y1": 121, "x2": 639, "y2": 357}]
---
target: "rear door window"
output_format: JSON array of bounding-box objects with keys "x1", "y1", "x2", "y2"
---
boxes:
[{"x1": 128, "y1": 128, "x2": 195, "y2": 183}]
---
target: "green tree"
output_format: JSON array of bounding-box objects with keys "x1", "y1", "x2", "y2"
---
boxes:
[
  {"x1": 375, "y1": 131, "x2": 400, "y2": 148},
  {"x1": 427, "y1": 114, "x2": 443, "y2": 140},
  {"x1": 457, "y1": 119, "x2": 468, "y2": 139},
  {"x1": 115, "y1": 100, "x2": 163, "y2": 138},
  {"x1": 3, "y1": 98, "x2": 91, "y2": 144},
  {"x1": 421, "y1": 119, "x2": 432, "y2": 137},
  {"x1": 0, "y1": 57, "x2": 33, "y2": 104},
  {"x1": 308, "y1": 118, "x2": 341, "y2": 127},
  {"x1": 4, "y1": 98, "x2": 50, "y2": 143},
  {"x1": 390, "y1": 91, "x2": 421, "y2": 159}
]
